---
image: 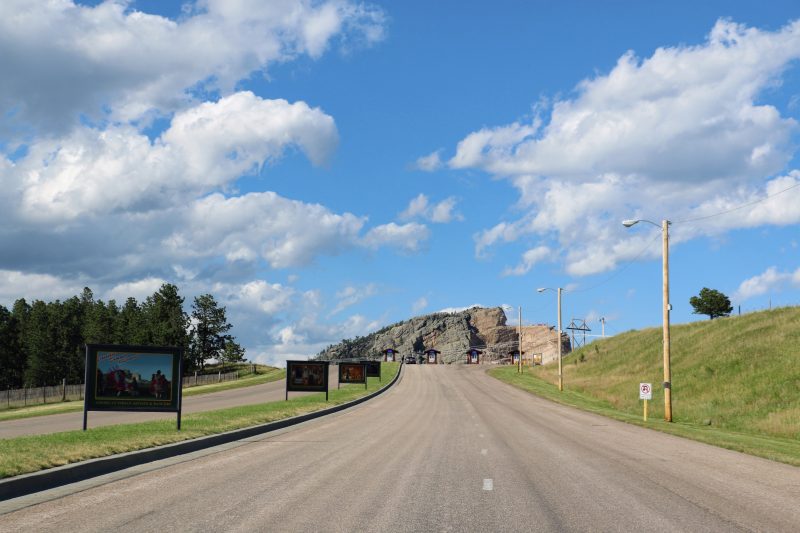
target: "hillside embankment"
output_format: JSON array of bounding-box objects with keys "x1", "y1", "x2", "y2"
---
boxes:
[{"x1": 492, "y1": 306, "x2": 800, "y2": 463}]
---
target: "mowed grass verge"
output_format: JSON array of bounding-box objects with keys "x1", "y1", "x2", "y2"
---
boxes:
[
  {"x1": 0, "y1": 365, "x2": 285, "y2": 422},
  {"x1": 489, "y1": 306, "x2": 800, "y2": 466},
  {"x1": 0, "y1": 362, "x2": 399, "y2": 479}
]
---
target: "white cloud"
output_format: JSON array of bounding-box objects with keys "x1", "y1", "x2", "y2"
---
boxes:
[
  {"x1": 412, "y1": 297, "x2": 428, "y2": 314},
  {"x1": 502, "y1": 246, "x2": 552, "y2": 276},
  {"x1": 415, "y1": 150, "x2": 443, "y2": 171},
  {"x1": 331, "y1": 283, "x2": 379, "y2": 315},
  {"x1": 734, "y1": 266, "x2": 800, "y2": 301},
  {"x1": 105, "y1": 277, "x2": 168, "y2": 304},
  {"x1": 167, "y1": 191, "x2": 365, "y2": 269},
  {"x1": 450, "y1": 19, "x2": 800, "y2": 276},
  {"x1": 0, "y1": 0, "x2": 386, "y2": 135},
  {"x1": 13, "y1": 92, "x2": 338, "y2": 222},
  {"x1": 0, "y1": 270, "x2": 85, "y2": 307},
  {"x1": 362, "y1": 222, "x2": 430, "y2": 252},
  {"x1": 401, "y1": 194, "x2": 462, "y2": 223}
]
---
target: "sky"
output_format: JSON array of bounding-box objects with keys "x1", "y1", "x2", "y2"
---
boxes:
[{"x1": 1, "y1": 0, "x2": 799, "y2": 367}]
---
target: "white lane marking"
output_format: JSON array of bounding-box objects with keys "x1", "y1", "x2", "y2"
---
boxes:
[
  {"x1": 483, "y1": 479, "x2": 493, "y2": 491},
  {"x1": 481, "y1": 449, "x2": 487, "y2": 456}
]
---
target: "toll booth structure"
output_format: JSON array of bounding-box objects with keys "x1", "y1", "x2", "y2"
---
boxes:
[
  {"x1": 383, "y1": 348, "x2": 397, "y2": 362},
  {"x1": 509, "y1": 350, "x2": 525, "y2": 365},
  {"x1": 465, "y1": 348, "x2": 482, "y2": 365},
  {"x1": 424, "y1": 349, "x2": 440, "y2": 364}
]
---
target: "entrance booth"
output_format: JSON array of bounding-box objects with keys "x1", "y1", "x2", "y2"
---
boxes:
[
  {"x1": 424, "y1": 349, "x2": 440, "y2": 364},
  {"x1": 383, "y1": 348, "x2": 397, "y2": 362},
  {"x1": 465, "y1": 348, "x2": 482, "y2": 364},
  {"x1": 509, "y1": 350, "x2": 524, "y2": 365}
]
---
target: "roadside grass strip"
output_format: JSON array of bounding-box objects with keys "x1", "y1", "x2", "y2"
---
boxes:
[
  {"x1": 0, "y1": 362, "x2": 399, "y2": 479},
  {"x1": 489, "y1": 365, "x2": 800, "y2": 467},
  {"x1": 0, "y1": 367, "x2": 285, "y2": 423}
]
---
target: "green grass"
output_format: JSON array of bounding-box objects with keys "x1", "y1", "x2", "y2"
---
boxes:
[
  {"x1": 489, "y1": 307, "x2": 800, "y2": 465},
  {"x1": 0, "y1": 362, "x2": 399, "y2": 478},
  {"x1": 0, "y1": 365, "x2": 284, "y2": 422}
]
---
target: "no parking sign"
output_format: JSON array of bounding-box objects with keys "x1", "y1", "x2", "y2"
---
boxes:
[{"x1": 639, "y1": 383, "x2": 652, "y2": 400}]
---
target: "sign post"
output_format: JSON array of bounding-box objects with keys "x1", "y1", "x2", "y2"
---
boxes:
[
  {"x1": 84, "y1": 344, "x2": 183, "y2": 431},
  {"x1": 286, "y1": 361, "x2": 330, "y2": 401},
  {"x1": 639, "y1": 382, "x2": 652, "y2": 421}
]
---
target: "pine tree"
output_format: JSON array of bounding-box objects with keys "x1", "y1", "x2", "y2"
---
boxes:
[
  {"x1": 189, "y1": 294, "x2": 232, "y2": 371},
  {"x1": 0, "y1": 305, "x2": 24, "y2": 389},
  {"x1": 142, "y1": 284, "x2": 190, "y2": 349}
]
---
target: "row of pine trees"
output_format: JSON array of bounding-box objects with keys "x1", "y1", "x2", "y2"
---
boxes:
[{"x1": 0, "y1": 283, "x2": 245, "y2": 389}]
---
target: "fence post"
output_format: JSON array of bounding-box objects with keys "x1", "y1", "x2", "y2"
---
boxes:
[
  {"x1": 218, "y1": 370, "x2": 221, "y2": 383},
  {"x1": 194, "y1": 371, "x2": 198, "y2": 386},
  {"x1": 62, "y1": 378, "x2": 67, "y2": 401},
  {"x1": 6, "y1": 388, "x2": 9, "y2": 408},
  {"x1": 24, "y1": 386, "x2": 27, "y2": 406},
  {"x1": 43, "y1": 384, "x2": 46, "y2": 404}
]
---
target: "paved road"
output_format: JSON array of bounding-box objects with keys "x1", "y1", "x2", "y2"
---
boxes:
[
  {"x1": 0, "y1": 367, "x2": 337, "y2": 439},
  {"x1": 2, "y1": 365, "x2": 799, "y2": 531}
]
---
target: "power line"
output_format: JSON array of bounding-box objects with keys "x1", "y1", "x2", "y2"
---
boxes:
[
  {"x1": 675, "y1": 179, "x2": 800, "y2": 224},
  {"x1": 568, "y1": 231, "x2": 661, "y2": 294}
]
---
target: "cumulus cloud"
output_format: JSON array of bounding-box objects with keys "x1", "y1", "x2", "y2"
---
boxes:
[
  {"x1": 0, "y1": 0, "x2": 386, "y2": 135},
  {"x1": 362, "y1": 222, "x2": 430, "y2": 252},
  {"x1": 12, "y1": 92, "x2": 338, "y2": 222},
  {"x1": 734, "y1": 266, "x2": 800, "y2": 301},
  {"x1": 400, "y1": 194, "x2": 463, "y2": 223},
  {"x1": 502, "y1": 246, "x2": 552, "y2": 276},
  {"x1": 0, "y1": 270, "x2": 85, "y2": 306},
  {"x1": 451, "y1": 19, "x2": 800, "y2": 276}
]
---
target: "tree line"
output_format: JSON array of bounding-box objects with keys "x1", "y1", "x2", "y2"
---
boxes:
[{"x1": 0, "y1": 283, "x2": 245, "y2": 389}]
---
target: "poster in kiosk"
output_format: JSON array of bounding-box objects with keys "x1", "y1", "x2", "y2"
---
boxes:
[
  {"x1": 425, "y1": 349, "x2": 440, "y2": 364},
  {"x1": 361, "y1": 360, "x2": 382, "y2": 382},
  {"x1": 84, "y1": 344, "x2": 183, "y2": 430},
  {"x1": 466, "y1": 348, "x2": 481, "y2": 364},
  {"x1": 339, "y1": 362, "x2": 367, "y2": 389},
  {"x1": 383, "y1": 348, "x2": 396, "y2": 362},
  {"x1": 286, "y1": 360, "x2": 330, "y2": 401}
]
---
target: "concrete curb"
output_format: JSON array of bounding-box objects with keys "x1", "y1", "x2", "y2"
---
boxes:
[{"x1": 0, "y1": 363, "x2": 404, "y2": 502}]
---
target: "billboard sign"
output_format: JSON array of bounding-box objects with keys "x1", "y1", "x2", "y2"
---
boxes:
[
  {"x1": 339, "y1": 362, "x2": 367, "y2": 384},
  {"x1": 84, "y1": 344, "x2": 183, "y2": 430},
  {"x1": 384, "y1": 349, "x2": 396, "y2": 362},
  {"x1": 361, "y1": 360, "x2": 381, "y2": 379},
  {"x1": 286, "y1": 361, "x2": 329, "y2": 392}
]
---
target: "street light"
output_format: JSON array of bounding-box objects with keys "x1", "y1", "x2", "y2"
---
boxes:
[
  {"x1": 623, "y1": 218, "x2": 672, "y2": 422},
  {"x1": 537, "y1": 287, "x2": 563, "y2": 391}
]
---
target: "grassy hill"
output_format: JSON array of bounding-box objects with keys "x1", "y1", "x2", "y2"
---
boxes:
[{"x1": 526, "y1": 306, "x2": 800, "y2": 440}]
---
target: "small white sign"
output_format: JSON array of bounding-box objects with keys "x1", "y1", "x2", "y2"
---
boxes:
[{"x1": 639, "y1": 382, "x2": 652, "y2": 400}]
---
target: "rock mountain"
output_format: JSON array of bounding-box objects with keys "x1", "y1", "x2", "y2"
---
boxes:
[{"x1": 317, "y1": 307, "x2": 570, "y2": 364}]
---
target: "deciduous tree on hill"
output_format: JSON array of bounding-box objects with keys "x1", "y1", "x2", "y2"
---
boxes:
[{"x1": 690, "y1": 287, "x2": 733, "y2": 320}]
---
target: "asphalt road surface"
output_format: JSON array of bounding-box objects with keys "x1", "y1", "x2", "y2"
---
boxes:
[
  {"x1": 0, "y1": 367, "x2": 337, "y2": 439},
  {"x1": 2, "y1": 365, "x2": 799, "y2": 532}
]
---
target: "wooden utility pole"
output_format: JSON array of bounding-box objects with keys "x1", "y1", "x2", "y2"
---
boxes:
[
  {"x1": 662, "y1": 220, "x2": 672, "y2": 422},
  {"x1": 517, "y1": 306, "x2": 522, "y2": 373},
  {"x1": 557, "y1": 288, "x2": 563, "y2": 391}
]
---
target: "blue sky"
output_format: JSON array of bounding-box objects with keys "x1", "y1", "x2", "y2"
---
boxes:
[{"x1": 1, "y1": 1, "x2": 799, "y2": 366}]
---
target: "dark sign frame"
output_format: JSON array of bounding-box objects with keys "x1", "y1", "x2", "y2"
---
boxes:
[
  {"x1": 339, "y1": 362, "x2": 367, "y2": 389},
  {"x1": 286, "y1": 360, "x2": 330, "y2": 401},
  {"x1": 361, "y1": 360, "x2": 382, "y2": 381},
  {"x1": 466, "y1": 349, "x2": 481, "y2": 365},
  {"x1": 84, "y1": 344, "x2": 183, "y2": 430}
]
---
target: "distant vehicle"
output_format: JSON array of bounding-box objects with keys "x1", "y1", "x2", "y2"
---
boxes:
[{"x1": 405, "y1": 356, "x2": 416, "y2": 364}]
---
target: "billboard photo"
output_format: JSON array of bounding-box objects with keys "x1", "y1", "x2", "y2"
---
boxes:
[
  {"x1": 286, "y1": 361, "x2": 329, "y2": 392},
  {"x1": 85, "y1": 345, "x2": 182, "y2": 413},
  {"x1": 339, "y1": 362, "x2": 366, "y2": 384}
]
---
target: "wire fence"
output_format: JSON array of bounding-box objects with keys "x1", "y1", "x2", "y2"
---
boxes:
[{"x1": 2, "y1": 369, "x2": 242, "y2": 410}]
